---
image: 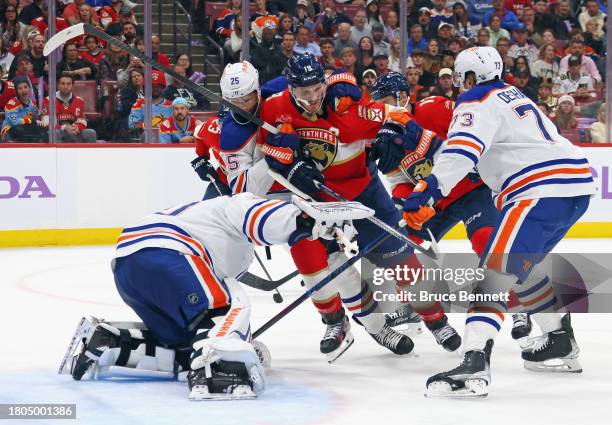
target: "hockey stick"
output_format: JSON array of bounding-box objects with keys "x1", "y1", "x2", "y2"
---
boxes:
[
  {"x1": 252, "y1": 230, "x2": 390, "y2": 339},
  {"x1": 268, "y1": 170, "x2": 439, "y2": 260},
  {"x1": 43, "y1": 23, "x2": 278, "y2": 134}
]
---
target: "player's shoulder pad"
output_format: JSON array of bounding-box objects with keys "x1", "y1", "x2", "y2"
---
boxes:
[
  {"x1": 220, "y1": 114, "x2": 258, "y2": 151},
  {"x1": 455, "y1": 80, "x2": 507, "y2": 107}
]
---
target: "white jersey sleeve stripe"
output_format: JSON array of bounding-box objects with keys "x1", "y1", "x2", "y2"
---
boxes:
[{"x1": 447, "y1": 131, "x2": 487, "y2": 152}]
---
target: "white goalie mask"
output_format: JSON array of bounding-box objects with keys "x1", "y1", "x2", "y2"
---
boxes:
[{"x1": 452, "y1": 46, "x2": 503, "y2": 89}]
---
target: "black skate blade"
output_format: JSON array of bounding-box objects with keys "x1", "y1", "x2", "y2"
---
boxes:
[{"x1": 327, "y1": 333, "x2": 355, "y2": 364}]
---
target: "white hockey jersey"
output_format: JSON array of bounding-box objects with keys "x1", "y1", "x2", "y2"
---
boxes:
[
  {"x1": 113, "y1": 193, "x2": 299, "y2": 280},
  {"x1": 432, "y1": 81, "x2": 596, "y2": 210}
]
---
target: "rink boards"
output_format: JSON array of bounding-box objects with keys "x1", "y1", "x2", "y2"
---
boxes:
[{"x1": 0, "y1": 143, "x2": 611, "y2": 247}]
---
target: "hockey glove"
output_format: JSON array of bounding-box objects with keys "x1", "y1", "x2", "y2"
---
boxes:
[
  {"x1": 284, "y1": 160, "x2": 325, "y2": 196},
  {"x1": 191, "y1": 154, "x2": 217, "y2": 182},
  {"x1": 326, "y1": 70, "x2": 361, "y2": 114},
  {"x1": 402, "y1": 175, "x2": 442, "y2": 231}
]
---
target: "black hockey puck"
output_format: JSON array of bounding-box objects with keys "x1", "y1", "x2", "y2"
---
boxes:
[{"x1": 273, "y1": 292, "x2": 283, "y2": 303}]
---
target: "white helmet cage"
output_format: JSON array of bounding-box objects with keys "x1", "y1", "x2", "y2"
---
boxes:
[{"x1": 452, "y1": 47, "x2": 503, "y2": 88}]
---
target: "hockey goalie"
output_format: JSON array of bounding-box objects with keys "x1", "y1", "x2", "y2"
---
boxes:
[{"x1": 59, "y1": 192, "x2": 374, "y2": 400}]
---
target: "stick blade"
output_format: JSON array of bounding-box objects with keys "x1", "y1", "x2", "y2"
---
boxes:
[{"x1": 44, "y1": 23, "x2": 85, "y2": 56}]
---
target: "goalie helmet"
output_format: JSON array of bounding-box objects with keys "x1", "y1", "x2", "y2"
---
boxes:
[
  {"x1": 283, "y1": 53, "x2": 325, "y2": 88},
  {"x1": 220, "y1": 61, "x2": 260, "y2": 100},
  {"x1": 370, "y1": 71, "x2": 410, "y2": 102},
  {"x1": 452, "y1": 46, "x2": 503, "y2": 89}
]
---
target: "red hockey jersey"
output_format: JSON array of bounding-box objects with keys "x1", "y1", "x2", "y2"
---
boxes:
[
  {"x1": 194, "y1": 116, "x2": 228, "y2": 186},
  {"x1": 40, "y1": 94, "x2": 88, "y2": 131}
]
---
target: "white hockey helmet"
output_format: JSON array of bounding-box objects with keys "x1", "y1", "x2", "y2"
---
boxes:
[
  {"x1": 220, "y1": 61, "x2": 260, "y2": 100},
  {"x1": 452, "y1": 46, "x2": 503, "y2": 88}
]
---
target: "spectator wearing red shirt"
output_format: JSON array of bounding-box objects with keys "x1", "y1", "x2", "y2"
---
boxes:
[
  {"x1": 151, "y1": 35, "x2": 170, "y2": 68},
  {"x1": 317, "y1": 37, "x2": 342, "y2": 69},
  {"x1": 80, "y1": 35, "x2": 105, "y2": 65},
  {"x1": 317, "y1": 0, "x2": 352, "y2": 37},
  {"x1": 64, "y1": 0, "x2": 101, "y2": 26}
]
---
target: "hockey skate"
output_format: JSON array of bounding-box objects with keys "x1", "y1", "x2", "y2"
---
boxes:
[
  {"x1": 425, "y1": 315, "x2": 462, "y2": 352},
  {"x1": 188, "y1": 360, "x2": 258, "y2": 401},
  {"x1": 369, "y1": 324, "x2": 415, "y2": 355},
  {"x1": 511, "y1": 313, "x2": 533, "y2": 348},
  {"x1": 320, "y1": 310, "x2": 354, "y2": 363},
  {"x1": 385, "y1": 303, "x2": 423, "y2": 335},
  {"x1": 425, "y1": 339, "x2": 494, "y2": 398},
  {"x1": 522, "y1": 314, "x2": 582, "y2": 373}
]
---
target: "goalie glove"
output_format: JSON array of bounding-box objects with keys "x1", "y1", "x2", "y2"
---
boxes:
[{"x1": 325, "y1": 70, "x2": 361, "y2": 114}]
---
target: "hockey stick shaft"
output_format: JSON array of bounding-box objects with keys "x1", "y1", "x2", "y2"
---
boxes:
[
  {"x1": 252, "y1": 231, "x2": 390, "y2": 339},
  {"x1": 43, "y1": 24, "x2": 278, "y2": 134}
]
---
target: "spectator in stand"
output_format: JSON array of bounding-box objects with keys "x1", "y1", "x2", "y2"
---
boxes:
[
  {"x1": 64, "y1": 0, "x2": 101, "y2": 26},
  {"x1": 293, "y1": 24, "x2": 321, "y2": 57},
  {"x1": 419, "y1": 8, "x2": 438, "y2": 41},
  {"x1": 430, "y1": 67, "x2": 456, "y2": 99},
  {"x1": 0, "y1": 36, "x2": 13, "y2": 78},
  {"x1": 554, "y1": 94, "x2": 577, "y2": 130},
  {"x1": 388, "y1": 35, "x2": 411, "y2": 72},
  {"x1": 340, "y1": 46, "x2": 363, "y2": 85},
  {"x1": 508, "y1": 24, "x2": 539, "y2": 64},
  {"x1": 175, "y1": 53, "x2": 206, "y2": 85},
  {"x1": 540, "y1": 29, "x2": 566, "y2": 57},
  {"x1": 350, "y1": 8, "x2": 372, "y2": 45},
  {"x1": 496, "y1": 36, "x2": 514, "y2": 73},
  {"x1": 334, "y1": 22, "x2": 356, "y2": 56},
  {"x1": 408, "y1": 23, "x2": 427, "y2": 55},
  {"x1": 58, "y1": 41, "x2": 96, "y2": 81},
  {"x1": 370, "y1": 23, "x2": 389, "y2": 56},
  {"x1": 17, "y1": 0, "x2": 43, "y2": 25},
  {"x1": 1, "y1": 4, "x2": 23, "y2": 47},
  {"x1": 411, "y1": 49, "x2": 435, "y2": 87},
  {"x1": 467, "y1": 0, "x2": 494, "y2": 24},
  {"x1": 121, "y1": 20, "x2": 137, "y2": 47},
  {"x1": 8, "y1": 32, "x2": 46, "y2": 80},
  {"x1": 128, "y1": 70, "x2": 172, "y2": 139},
  {"x1": 551, "y1": 0, "x2": 580, "y2": 40},
  {"x1": 11, "y1": 54, "x2": 41, "y2": 101},
  {"x1": 533, "y1": 0, "x2": 554, "y2": 33},
  {"x1": 579, "y1": 0, "x2": 605, "y2": 32},
  {"x1": 537, "y1": 81, "x2": 558, "y2": 111},
  {"x1": 251, "y1": 10, "x2": 280, "y2": 44},
  {"x1": 251, "y1": 0, "x2": 273, "y2": 23},
  {"x1": 589, "y1": 104, "x2": 606, "y2": 143},
  {"x1": 513, "y1": 68, "x2": 538, "y2": 101},
  {"x1": 447, "y1": 37, "x2": 463, "y2": 55},
  {"x1": 277, "y1": 14, "x2": 295, "y2": 42},
  {"x1": 251, "y1": 21, "x2": 280, "y2": 83},
  {"x1": 553, "y1": 54, "x2": 595, "y2": 99},
  {"x1": 116, "y1": 53, "x2": 145, "y2": 88},
  {"x1": 295, "y1": 0, "x2": 316, "y2": 32},
  {"x1": 1, "y1": 75, "x2": 45, "y2": 142},
  {"x1": 430, "y1": 0, "x2": 453, "y2": 27},
  {"x1": 484, "y1": 0, "x2": 521, "y2": 31},
  {"x1": 80, "y1": 35, "x2": 105, "y2": 65},
  {"x1": 505, "y1": 0, "x2": 534, "y2": 17},
  {"x1": 476, "y1": 27, "x2": 491, "y2": 46},
  {"x1": 116, "y1": 68, "x2": 142, "y2": 133},
  {"x1": 406, "y1": 66, "x2": 427, "y2": 102},
  {"x1": 318, "y1": 0, "x2": 351, "y2": 38},
  {"x1": 436, "y1": 22, "x2": 454, "y2": 50},
  {"x1": 512, "y1": 54, "x2": 531, "y2": 75},
  {"x1": 357, "y1": 36, "x2": 375, "y2": 69},
  {"x1": 213, "y1": 0, "x2": 241, "y2": 41},
  {"x1": 583, "y1": 18, "x2": 604, "y2": 55},
  {"x1": 440, "y1": 49, "x2": 455, "y2": 69},
  {"x1": 75, "y1": 2, "x2": 103, "y2": 32},
  {"x1": 159, "y1": 97, "x2": 198, "y2": 144},
  {"x1": 223, "y1": 14, "x2": 243, "y2": 64},
  {"x1": 361, "y1": 68, "x2": 377, "y2": 102},
  {"x1": 318, "y1": 37, "x2": 342, "y2": 69},
  {"x1": 486, "y1": 13, "x2": 510, "y2": 48},
  {"x1": 559, "y1": 38, "x2": 601, "y2": 83},
  {"x1": 151, "y1": 35, "x2": 170, "y2": 68},
  {"x1": 162, "y1": 64, "x2": 209, "y2": 111},
  {"x1": 269, "y1": 30, "x2": 295, "y2": 77},
  {"x1": 520, "y1": 7, "x2": 542, "y2": 45},
  {"x1": 0, "y1": 77, "x2": 15, "y2": 110},
  {"x1": 98, "y1": 0, "x2": 126, "y2": 29},
  {"x1": 425, "y1": 39, "x2": 441, "y2": 72},
  {"x1": 452, "y1": 1, "x2": 481, "y2": 41},
  {"x1": 40, "y1": 72, "x2": 97, "y2": 143},
  {"x1": 385, "y1": 9, "x2": 400, "y2": 42},
  {"x1": 531, "y1": 42, "x2": 560, "y2": 82},
  {"x1": 372, "y1": 52, "x2": 389, "y2": 75},
  {"x1": 365, "y1": 0, "x2": 384, "y2": 27}
]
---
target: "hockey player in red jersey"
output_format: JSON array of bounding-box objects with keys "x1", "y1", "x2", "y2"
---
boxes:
[
  {"x1": 259, "y1": 54, "x2": 461, "y2": 355},
  {"x1": 192, "y1": 105, "x2": 231, "y2": 199}
]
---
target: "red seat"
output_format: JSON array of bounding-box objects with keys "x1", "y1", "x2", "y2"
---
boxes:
[{"x1": 72, "y1": 80, "x2": 103, "y2": 121}]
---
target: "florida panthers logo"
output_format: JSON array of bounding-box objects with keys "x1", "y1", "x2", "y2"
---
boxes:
[
  {"x1": 296, "y1": 127, "x2": 338, "y2": 171},
  {"x1": 400, "y1": 154, "x2": 433, "y2": 184}
]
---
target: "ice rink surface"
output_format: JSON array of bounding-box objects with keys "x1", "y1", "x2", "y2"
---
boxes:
[{"x1": 1, "y1": 239, "x2": 611, "y2": 425}]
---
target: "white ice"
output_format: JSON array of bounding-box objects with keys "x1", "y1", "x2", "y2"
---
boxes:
[{"x1": 1, "y1": 239, "x2": 611, "y2": 425}]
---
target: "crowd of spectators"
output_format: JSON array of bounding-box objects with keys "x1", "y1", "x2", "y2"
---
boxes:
[
  {"x1": 210, "y1": 0, "x2": 608, "y2": 143},
  {"x1": 0, "y1": 0, "x2": 607, "y2": 143},
  {"x1": 0, "y1": 0, "x2": 210, "y2": 143}
]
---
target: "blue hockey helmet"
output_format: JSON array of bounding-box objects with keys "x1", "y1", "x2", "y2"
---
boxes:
[
  {"x1": 283, "y1": 53, "x2": 326, "y2": 88},
  {"x1": 370, "y1": 71, "x2": 410, "y2": 101}
]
